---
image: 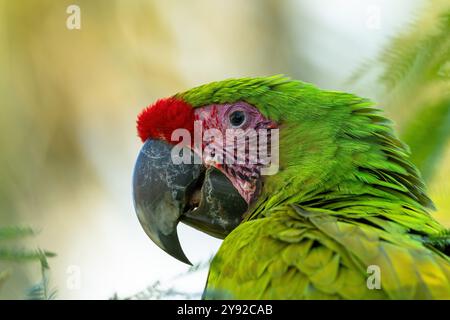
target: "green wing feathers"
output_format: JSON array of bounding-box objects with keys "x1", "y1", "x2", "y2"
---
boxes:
[{"x1": 205, "y1": 206, "x2": 450, "y2": 299}]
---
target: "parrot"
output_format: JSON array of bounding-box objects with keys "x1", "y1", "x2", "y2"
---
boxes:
[{"x1": 132, "y1": 75, "x2": 450, "y2": 299}]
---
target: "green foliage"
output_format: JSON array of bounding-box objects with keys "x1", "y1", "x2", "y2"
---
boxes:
[
  {"x1": 0, "y1": 248, "x2": 56, "y2": 262},
  {"x1": 381, "y1": 9, "x2": 450, "y2": 181},
  {"x1": 0, "y1": 227, "x2": 35, "y2": 240},
  {"x1": 0, "y1": 226, "x2": 56, "y2": 298},
  {"x1": 402, "y1": 100, "x2": 450, "y2": 180},
  {"x1": 378, "y1": 12, "x2": 449, "y2": 88},
  {"x1": 353, "y1": 1, "x2": 450, "y2": 182},
  {"x1": 25, "y1": 252, "x2": 57, "y2": 300},
  {"x1": 0, "y1": 226, "x2": 55, "y2": 263}
]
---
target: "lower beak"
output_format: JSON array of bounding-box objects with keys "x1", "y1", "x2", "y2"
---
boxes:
[{"x1": 132, "y1": 139, "x2": 247, "y2": 264}]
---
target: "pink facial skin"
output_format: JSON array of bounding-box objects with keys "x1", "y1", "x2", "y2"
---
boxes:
[{"x1": 193, "y1": 102, "x2": 277, "y2": 204}]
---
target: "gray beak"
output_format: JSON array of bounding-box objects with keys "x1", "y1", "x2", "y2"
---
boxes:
[{"x1": 132, "y1": 139, "x2": 247, "y2": 265}]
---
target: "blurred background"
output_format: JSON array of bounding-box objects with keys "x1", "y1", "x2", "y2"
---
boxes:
[{"x1": 0, "y1": 0, "x2": 448, "y2": 299}]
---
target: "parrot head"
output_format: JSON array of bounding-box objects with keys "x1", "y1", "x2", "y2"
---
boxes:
[
  {"x1": 133, "y1": 86, "x2": 278, "y2": 264},
  {"x1": 132, "y1": 76, "x2": 433, "y2": 264}
]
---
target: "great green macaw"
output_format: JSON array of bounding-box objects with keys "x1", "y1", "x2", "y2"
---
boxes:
[{"x1": 132, "y1": 76, "x2": 450, "y2": 299}]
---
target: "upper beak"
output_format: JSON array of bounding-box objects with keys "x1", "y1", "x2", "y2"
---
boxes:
[{"x1": 132, "y1": 139, "x2": 248, "y2": 264}]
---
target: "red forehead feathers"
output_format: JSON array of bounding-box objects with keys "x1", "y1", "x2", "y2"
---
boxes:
[{"x1": 137, "y1": 97, "x2": 194, "y2": 143}]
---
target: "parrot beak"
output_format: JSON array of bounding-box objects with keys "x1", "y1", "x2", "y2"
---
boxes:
[{"x1": 132, "y1": 139, "x2": 248, "y2": 265}]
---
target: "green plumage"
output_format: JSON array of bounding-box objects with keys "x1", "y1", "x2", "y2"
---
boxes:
[{"x1": 177, "y1": 76, "x2": 450, "y2": 299}]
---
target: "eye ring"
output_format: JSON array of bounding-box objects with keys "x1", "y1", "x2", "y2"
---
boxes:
[{"x1": 229, "y1": 110, "x2": 247, "y2": 128}]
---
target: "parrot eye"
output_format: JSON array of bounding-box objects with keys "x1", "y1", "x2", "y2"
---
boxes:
[{"x1": 229, "y1": 110, "x2": 246, "y2": 128}]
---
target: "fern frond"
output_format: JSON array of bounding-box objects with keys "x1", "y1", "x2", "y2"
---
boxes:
[
  {"x1": 0, "y1": 226, "x2": 36, "y2": 242},
  {"x1": 25, "y1": 251, "x2": 57, "y2": 300},
  {"x1": 114, "y1": 280, "x2": 200, "y2": 300},
  {"x1": 0, "y1": 226, "x2": 56, "y2": 297},
  {"x1": 351, "y1": 1, "x2": 450, "y2": 181},
  {"x1": 0, "y1": 248, "x2": 55, "y2": 262},
  {"x1": 112, "y1": 257, "x2": 212, "y2": 300},
  {"x1": 402, "y1": 100, "x2": 450, "y2": 180}
]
